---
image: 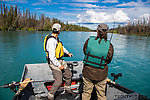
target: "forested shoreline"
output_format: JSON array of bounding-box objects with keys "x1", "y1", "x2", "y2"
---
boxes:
[
  {"x1": 1, "y1": 3, "x2": 150, "y2": 36},
  {"x1": 0, "y1": 3, "x2": 92, "y2": 31},
  {"x1": 114, "y1": 17, "x2": 150, "y2": 36}
]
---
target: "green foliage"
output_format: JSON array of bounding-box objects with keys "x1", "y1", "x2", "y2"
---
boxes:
[
  {"x1": 27, "y1": 27, "x2": 36, "y2": 31},
  {"x1": 114, "y1": 18, "x2": 150, "y2": 36},
  {"x1": 0, "y1": 3, "x2": 92, "y2": 32}
]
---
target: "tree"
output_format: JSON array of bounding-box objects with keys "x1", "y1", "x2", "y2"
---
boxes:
[
  {"x1": 0, "y1": 3, "x2": 92, "y2": 31},
  {"x1": 1, "y1": 2, "x2": 3, "y2": 15}
]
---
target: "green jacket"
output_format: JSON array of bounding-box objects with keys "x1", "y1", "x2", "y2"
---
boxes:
[{"x1": 83, "y1": 36, "x2": 110, "y2": 68}]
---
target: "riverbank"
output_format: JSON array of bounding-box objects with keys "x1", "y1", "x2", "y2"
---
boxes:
[
  {"x1": 110, "y1": 29, "x2": 150, "y2": 37},
  {"x1": 1, "y1": 30, "x2": 149, "y2": 37},
  {"x1": 113, "y1": 21, "x2": 150, "y2": 37},
  {"x1": 113, "y1": 32, "x2": 150, "y2": 37}
]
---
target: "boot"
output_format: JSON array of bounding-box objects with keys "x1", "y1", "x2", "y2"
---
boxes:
[
  {"x1": 65, "y1": 89, "x2": 77, "y2": 97},
  {"x1": 48, "y1": 93, "x2": 54, "y2": 100}
]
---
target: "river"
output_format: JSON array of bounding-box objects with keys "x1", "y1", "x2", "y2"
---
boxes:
[{"x1": 0, "y1": 31, "x2": 150, "y2": 99}]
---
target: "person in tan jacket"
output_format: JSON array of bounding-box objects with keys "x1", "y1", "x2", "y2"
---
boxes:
[{"x1": 44, "y1": 23, "x2": 76, "y2": 100}]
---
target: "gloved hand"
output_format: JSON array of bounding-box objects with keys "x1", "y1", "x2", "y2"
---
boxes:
[{"x1": 68, "y1": 53, "x2": 73, "y2": 57}]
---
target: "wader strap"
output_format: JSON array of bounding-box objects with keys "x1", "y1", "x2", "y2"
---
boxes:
[
  {"x1": 100, "y1": 56, "x2": 104, "y2": 66},
  {"x1": 84, "y1": 60, "x2": 106, "y2": 66},
  {"x1": 86, "y1": 52, "x2": 90, "y2": 60},
  {"x1": 86, "y1": 53, "x2": 106, "y2": 60},
  {"x1": 47, "y1": 58, "x2": 50, "y2": 64},
  {"x1": 86, "y1": 53, "x2": 107, "y2": 61},
  {"x1": 46, "y1": 57, "x2": 62, "y2": 64},
  {"x1": 57, "y1": 57, "x2": 63, "y2": 60}
]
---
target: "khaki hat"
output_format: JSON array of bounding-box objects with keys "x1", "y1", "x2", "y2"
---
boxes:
[
  {"x1": 97, "y1": 23, "x2": 109, "y2": 32},
  {"x1": 52, "y1": 23, "x2": 61, "y2": 32}
]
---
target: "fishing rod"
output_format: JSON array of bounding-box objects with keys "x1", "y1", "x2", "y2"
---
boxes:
[
  {"x1": 110, "y1": 21, "x2": 115, "y2": 42},
  {"x1": 0, "y1": 79, "x2": 52, "y2": 88},
  {"x1": 0, "y1": 78, "x2": 54, "y2": 96}
]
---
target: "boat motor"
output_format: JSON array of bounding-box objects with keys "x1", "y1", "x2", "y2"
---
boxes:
[{"x1": 111, "y1": 73, "x2": 122, "y2": 82}]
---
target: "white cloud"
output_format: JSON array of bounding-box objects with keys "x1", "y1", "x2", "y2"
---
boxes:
[
  {"x1": 34, "y1": 8, "x2": 42, "y2": 10},
  {"x1": 61, "y1": 12, "x2": 77, "y2": 16},
  {"x1": 17, "y1": 0, "x2": 28, "y2": 3},
  {"x1": 101, "y1": 1, "x2": 150, "y2": 21},
  {"x1": 77, "y1": 10, "x2": 130, "y2": 23},
  {"x1": 113, "y1": 10, "x2": 130, "y2": 22},
  {"x1": 84, "y1": 4, "x2": 100, "y2": 8},
  {"x1": 47, "y1": 0, "x2": 51, "y2": 3},
  {"x1": 2, "y1": 0, "x2": 28, "y2": 3},
  {"x1": 46, "y1": 12, "x2": 57, "y2": 15},
  {"x1": 133, "y1": 13, "x2": 150, "y2": 24},
  {"x1": 59, "y1": 7, "x2": 67, "y2": 9},
  {"x1": 32, "y1": 0, "x2": 51, "y2": 5},
  {"x1": 38, "y1": 11, "x2": 46, "y2": 13},
  {"x1": 120, "y1": 7, "x2": 150, "y2": 21},
  {"x1": 73, "y1": 0, "x2": 98, "y2": 2},
  {"x1": 102, "y1": 0, "x2": 118, "y2": 3},
  {"x1": 69, "y1": 3, "x2": 100, "y2": 8},
  {"x1": 116, "y1": 0, "x2": 149, "y2": 7},
  {"x1": 2, "y1": 0, "x2": 13, "y2": 1},
  {"x1": 140, "y1": 14, "x2": 150, "y2": 18},
  {"x1": 68, "y1": 21, "x2": 77, "y2": 24},
  {"x1": 117, "y1": 1, "x2": 139, "y2": 7},
  {"x1": 68, "y1": 0, "x2": 149, "y2": 29},
  {"x1": 68, "y1": 6, "x2": 109, "y2": 11}
]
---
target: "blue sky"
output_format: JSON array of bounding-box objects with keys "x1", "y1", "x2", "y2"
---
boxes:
[{"x1": 2, "y1": 0, "x2": 150, "y2": 29}]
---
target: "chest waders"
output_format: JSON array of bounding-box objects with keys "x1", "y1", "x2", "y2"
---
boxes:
[{"x1": 83, "y1": 36, "x2": 110, "y2": 68}]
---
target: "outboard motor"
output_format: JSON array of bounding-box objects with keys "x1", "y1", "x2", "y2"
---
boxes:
[{"x1": 111, "y1": 73, "x2": 122, "y2": 82}]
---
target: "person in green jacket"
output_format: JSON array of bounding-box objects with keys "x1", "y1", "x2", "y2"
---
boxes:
[{"x1": 82, "y1": 23, "x2": 114, "y2": 100}]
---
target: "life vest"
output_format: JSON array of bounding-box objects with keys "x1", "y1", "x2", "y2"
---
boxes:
[
  {"x1": 44, "y1": 34, "x2": 64, "y2": 59},
  {"x1": 83, "y1": 36, "x2": 110, "y2": 68}
]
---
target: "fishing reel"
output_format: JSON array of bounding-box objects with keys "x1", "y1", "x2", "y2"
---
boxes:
[
  {"x1": 67, "y1": 62, "x2": 78, "y2": 76},
  {"x1": 111, "y1": 73, "x2": 122, "y2": 82},
  {"x1": 3, "y1": 81, "x2": 20, "y2": 93},
  {"x1": 67, "y1": 62, "x2": 78, "y2": 69}
]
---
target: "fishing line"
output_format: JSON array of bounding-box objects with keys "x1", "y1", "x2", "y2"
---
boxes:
[{"x1": 110, "y1": 22, "x2": 115, "y2": 42}]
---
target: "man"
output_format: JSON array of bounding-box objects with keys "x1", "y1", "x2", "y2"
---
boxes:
[
  {"x1": 82, "y1": 23, "x2": 114, "y2": 100},
  {"x1": 44, "y1": 23, "x2": 76, "y2": 100}
]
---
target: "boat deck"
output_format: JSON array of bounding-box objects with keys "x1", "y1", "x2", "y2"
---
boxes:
[
  {"x1": 19, "y1": 61, "x2": 148, "y2": 100},
  {"x1": 21, "y1": 61, "x2": 83, "y2": 99}
]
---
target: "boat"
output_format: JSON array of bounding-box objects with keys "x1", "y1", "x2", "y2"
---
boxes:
[{"x1": 5, "y1": 61, "x2": 149, "y2": 100}]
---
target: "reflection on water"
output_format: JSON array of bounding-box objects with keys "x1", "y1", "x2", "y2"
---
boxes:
[{"x1": 0, "y1": 31, "x2": 150, "y2": 99}]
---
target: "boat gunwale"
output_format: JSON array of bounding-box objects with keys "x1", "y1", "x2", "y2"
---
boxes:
[
  {"x1": 18, "y1": 62, "x2": 150, "y2": 100},
  {"x1": 20, "y1": 65, "x2": 28, "y2": 82}
]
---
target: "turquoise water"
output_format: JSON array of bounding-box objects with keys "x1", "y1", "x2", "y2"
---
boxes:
[{"x1": 0, "y1": 31, "x2": 150, "y2": 99}]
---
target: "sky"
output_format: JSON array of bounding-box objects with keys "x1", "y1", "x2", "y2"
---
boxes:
[{"x1": 1, "y1": 0, "x2": 150, "y2": 29}]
